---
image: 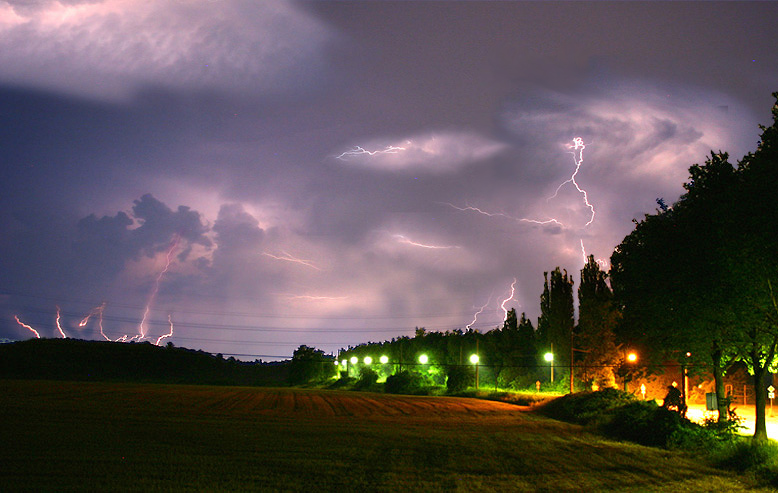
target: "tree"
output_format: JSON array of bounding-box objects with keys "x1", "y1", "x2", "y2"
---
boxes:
[
  {"x1": 288, "y1": 345, "x2": 335, "y2": 385},
  {"x1": 537, "y1": 268, "x2": 574, "y2": 370},
  {"x1": 611, "y1": 93, "x2": 778, "y2": 439},
  {"x1": 577, "y1": 255, "x2": 619, "y2": 388}
]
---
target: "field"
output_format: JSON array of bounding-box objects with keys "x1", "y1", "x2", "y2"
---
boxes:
[{"x1": 0, "y1": 380, "x2": 764, "y2": 491}]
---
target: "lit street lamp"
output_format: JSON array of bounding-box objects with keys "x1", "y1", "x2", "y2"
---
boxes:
[
  {"x1": 470, "y1": 354, "x2": 480, "y2": 389},
  {"x1": 418, "y1": 354, "x2": 429, "y2": 365},
  {"x1": 379, "y1": 355, "x2": 389, "y2": 364},
  {"x1": 544, "y1": 352, "x2": 554, "y2": 383},
  {"x1": 363, "y1": 356, "x2": 372, "y2": 365}
]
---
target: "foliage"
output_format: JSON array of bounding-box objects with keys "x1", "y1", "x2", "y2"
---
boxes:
[
  {"x1": 712, "y1": 439, "x2": 778, "y2": 487},
  {"x1": 538, "y1": 388, "x2": 637, "y2": 425},
  {"x1": 288, "y1": 345, "x2": 336, "y2": 385},
  {"x1": 537, "y1": 268, "x2": 575, "y2": 368},
  {"x1": 384, "y1": 370, "x2": 427, "y2": 394},
  {"x1": 354, "y1": 367, "x2": 379, "y2": 390},
  {"x1": 445, "y1": 365, "x2": 473, "y2": 393}
]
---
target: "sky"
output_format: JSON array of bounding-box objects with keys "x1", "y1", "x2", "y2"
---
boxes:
[{"x1": 1, "y1": 0, "x2": 776, "y2": 360}]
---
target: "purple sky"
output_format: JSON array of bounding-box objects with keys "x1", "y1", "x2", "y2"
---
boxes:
[{"x1": 1, "y1": 1, "x2": 776, "y2": 359}]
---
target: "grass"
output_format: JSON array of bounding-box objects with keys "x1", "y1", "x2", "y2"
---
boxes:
[{"x1": 0, "y1": 379, "x2": 766, "y2": 491}]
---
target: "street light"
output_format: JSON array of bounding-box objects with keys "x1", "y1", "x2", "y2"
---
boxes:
[
  {"x1": 624, "y1": 351, "x2": 638, "y2": 392},
  {"x1": 544, "y1": 352, "x2": 554, "y2": 383},
  {"x1": 350, "y1": 356, "x2": 358, "y2": 365},
  {"x1": 627, "y1": 352, "x2": 638, "y2": 363},
  {"x1": 363, "y1": 356, "x2": 372, "y2": 365},
  {"x1": 379, "y1": 355, "x2": 389, "y2": 364},
  {"x1": 418, "y1": 354, "x2": 429, "y2": 365},
  {"x1": 470, "y1": 354, "x2": 480, "y2": 389}
]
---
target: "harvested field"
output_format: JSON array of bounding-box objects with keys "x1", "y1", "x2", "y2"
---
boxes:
[{"x1": 0, "y1": 380, "x2": 764, "y2": 491}]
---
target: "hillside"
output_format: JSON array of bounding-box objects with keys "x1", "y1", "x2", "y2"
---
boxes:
[{"x1": 0, "y1": 338, "x2": 288, "y2": 386}]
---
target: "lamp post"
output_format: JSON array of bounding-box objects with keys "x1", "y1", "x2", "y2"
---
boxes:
[
  {"x1": 470, "y1": 354, "x2": 480, "y2": 390},
  {"x1": 624, "y1": 352, "x2": 638, "y2": 392},
  {"x1": 544, "y1": 352, "x2": 554, "y2": 383}
]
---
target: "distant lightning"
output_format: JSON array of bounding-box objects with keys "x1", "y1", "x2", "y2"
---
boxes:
[
  {"x1": 466, "y1": 293, "x2": 492, "y2": 330},
  {"x1": 54, "y1": 305, "x2": 67, "y2": 338},
  {"x1": 392, "y1": 234, "x2": 458, "y2": 250},
  {"x1": 336, "y1": 144, "x2": 406, "y2": 160},
  {"x1": 155, "y1": 314, "x2": 174, "y2": 346},
  {"x1": 441, "y1": 202, "x2": 564, "y2": 228},
  {"x1": 262, "y1": 251, "x2": 321, "y2": 270},
  {"x1": 550, "y1": 137, "x2": 596, "y2": 226},
  {"x1": 139, "y1": 235, "x2": 180, "y2": 341},
  {"x1": 14, "y1": 315, "x2": 40, "y2": 339},
  {"x1": 500, "y1": 278, "x2": 517, "y2": 322},
  {"x1": 80, "y1": 303, "x2": 109, "y2": 341}
]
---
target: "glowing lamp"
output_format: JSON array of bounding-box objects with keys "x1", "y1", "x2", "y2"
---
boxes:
[
  {"x1": 418, "y1": 354, "x2": 429, "y2": 364},
  {"x1": 469, "y1": 354, "x2": 480, "y2": 364},
  {"x1": 350, "y1": 356, "x2": 358, "y2": 365},
  {"x1": 379, "y1": 355, "x2": 389, "y2": 364},
  {"x1": 627, "y1": 352, "x2": 638, "y2": 363},
  {"x1": 363, "y1": 356, "x2": 372, "y2": 365},
  {"x1": 341, "y1": 360, "x2": 347, "y2": 367},
  {"x1": 543, "y1": 352, "x2": 554, "y2": 362}
]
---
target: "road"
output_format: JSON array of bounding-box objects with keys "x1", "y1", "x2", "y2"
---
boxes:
[{"x1": 686, "y1": 402, "x2": 778, "y2": 439}]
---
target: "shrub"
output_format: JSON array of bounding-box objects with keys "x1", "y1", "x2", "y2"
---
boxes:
[
  {"x1": 385, "y1": 371, "x2": 425, "y2": 394},
  {"x1": 354, "y1": 367, "x2": 379, "y2": 390},
  {"x1": 713, "y1": 439, "x2": 778, "y2": 487},
  {"x1": 538, "y1": 388, "x2": 637, "y2": 425},
  {"x1": 446, "y1": 365, "x2": 473, "y2": 393}
]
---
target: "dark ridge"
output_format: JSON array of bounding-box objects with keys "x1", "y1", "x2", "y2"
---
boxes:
[{"x1": 0, "y1": 338, "x2": 288, "y2": 386}]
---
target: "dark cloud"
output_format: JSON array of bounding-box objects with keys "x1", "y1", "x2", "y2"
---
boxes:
[{"x1": 1, "y1": 1, "x2": 776, "y2": 357}]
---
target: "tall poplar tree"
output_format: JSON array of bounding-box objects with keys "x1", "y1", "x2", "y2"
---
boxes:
[{"x1": 577, "y1": 255, "x2": 619, "y2": 387}]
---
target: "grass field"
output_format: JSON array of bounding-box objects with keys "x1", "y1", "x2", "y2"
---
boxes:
[{"x1": 0, "y1": 380, "x2": 765, "y2": 491}]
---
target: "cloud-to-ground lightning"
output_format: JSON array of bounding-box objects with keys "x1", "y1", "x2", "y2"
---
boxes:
[
  {"x1": 139, "y1": 235, "x2": 180, "y2": 341},
  {"x1": 262, "y1": 251, "x2": 321, "y2": 270},
  {"x1": 549, "y1": 137, "x2": 595, "y2": 226},
  {"x1": 392, "y1": 234, "x2": 458, "y2": 250},
  {"x1": 500, "y1": 278, "x2": 518, "y2": 322},
  {"x1": 155, "y1": 314, "x2": 174, "y2": 346},
  {"x1": 14, "y1": 315, "x2": 41, "y2": 339},
  {"x1": 335, "y1": 144, "x2": 406, "y2": 160},
  {"x1": 80, "y1": 303, "x2": 109, "y2": 341},
  {"x1": 466, "y1": 293, "x2": 492, "y2": 330},
  {"x1": 54, "y1": 305, "x2": 67, "y2": 338},
  {"x1": 580, "y1": 239, "x2": 609, "y2": 270}
]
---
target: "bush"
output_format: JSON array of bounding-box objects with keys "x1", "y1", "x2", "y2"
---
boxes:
[
  {"x1": 446, "y1": 365, "x2": 473, "y2": 393},
  {"x1": 354, "y1": 367, "x2": 379, "y2": 390},
  {"x1": 538, "y1": 388, "x2": 638, "y2": 425},
  {"x1": 713, "y1": 439, "x2": 778, "y2": 486},
  {"x1": 385, "y1": 371, "x2": 426, "y2": 394},
  {"x1": 604, "y1": 401, "x2": 702, "y2": 448}
]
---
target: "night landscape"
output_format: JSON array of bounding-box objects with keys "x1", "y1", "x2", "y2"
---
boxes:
[{"x1": 2, "y1": 1, "x2": 778, "y2": 490}]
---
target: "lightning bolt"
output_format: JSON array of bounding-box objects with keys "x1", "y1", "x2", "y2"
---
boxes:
[
  {"x1": 139, "y1": 235, "x2": 180, "y2": 341},
  {"x1": 549, "y1": 137, "x2": 595, "y2": 226},
  {"x1": 14, "y1": 315, "x2": 40, "y2": 339},
  {"x1": 466, "y1": 293, "x2": 492, "y2": 330},
  {"x1": 500, "y1": 278, "x2": 518, "y2": 322},
  {"x1": 54, "y1": 305, "x2": 67, "y2": 338},
  {"x1": 262, "y1": 251, "x2": 321, "y2": 270},
  {"x1": 441, "y1": 202, "x2": 564, "y2": 228},
  {"x1": 336, "y1": 144, "x2": 406, "y2": 160},
  {"x1": 580, "y1": 239, "x2": 609, "y2": 270},
  {"x1": 80, "y1": 303, "x2": 109, "y2": 341},
  {"x1": 392, "y1": 234, "x2": 458, "y2": 250},
  {"x1": 155, "y1": 314, "x2": 174, "y2": 346}
]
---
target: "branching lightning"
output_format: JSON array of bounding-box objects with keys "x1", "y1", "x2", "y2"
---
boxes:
[
  {"x1": 80, "y1": 303, "x2": 109, "y2": 341},
  {"x1": 262, "y1": 251, "x2": 321, "y2": 270},
  {"x1": 440, "y1": 202, "x2": 564, "y2": 228},
  {"x1": 155, "y1": 314, "x2": 174, "y2": 346},
  {"x1": 580, "y1": 239, "x2": 609, "y2": 270},
  {"x1": 466, "y1": 293, "x2": 492, "y2": 330},
  {"x1": 14, "y1": 315, "x2": 40, "y2": 339},
  {"x1": 549, "y1": 137, "x2": 595, "y2": 226},
  {"x1": 139, "y1": 235, "x2": 180, "y2": 341},
  {"x1": 336, "y1": 144, "x2": 406, "y2": 160}
]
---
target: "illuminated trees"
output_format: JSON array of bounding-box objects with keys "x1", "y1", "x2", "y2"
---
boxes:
[
  {"x1": 577, "y1": 255, "x2": 619, "y2": 388},
  {"x1": 537, "y1": 268, "x2": 575, "y2": 371},
  {"x1": 288, "y1": 345, "x2": 336, "y2": 384},
  {"x1": 610, "y1": 93, "x2": 778, "y2": 440}
]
